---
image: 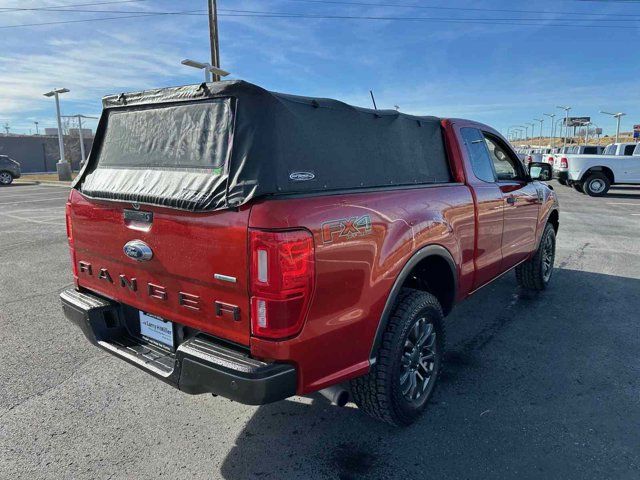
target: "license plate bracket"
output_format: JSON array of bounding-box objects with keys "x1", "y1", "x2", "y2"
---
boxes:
[{"x1": 139, "y1": 311, "x2": 174, "y2": 349}]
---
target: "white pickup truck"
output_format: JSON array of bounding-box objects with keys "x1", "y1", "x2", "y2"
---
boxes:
[
  {"x1": 553, "y1": 143, "x2": 630, "y2": 186},
  {"x1": 551, "y1": 145, "x2": 605, "y2": 184},
  {"x1": 556, "y1": 143, "x2": 640, "y2": 196}
]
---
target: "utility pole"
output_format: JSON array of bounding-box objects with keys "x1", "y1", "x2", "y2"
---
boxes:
[
  {"x1": 208, "y1": 0, "x2": 221, "y2": 81},
  {"x1": 62, "y1": 114, "x2": 98, "y2": 165}
]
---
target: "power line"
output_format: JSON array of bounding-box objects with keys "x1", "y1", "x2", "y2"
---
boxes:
[
  {"x1": 4, "y1": 0, "x2": 640, "y2": 20},
  {"x1": 279, "y1": 0, "x2": 640, "y2": 18},
  {"x1": 3, "y1": 8, "x2": 640, "y2": 30},
  {"x1": 0, "y1": 0, "x2": 153, "y2": 10}
]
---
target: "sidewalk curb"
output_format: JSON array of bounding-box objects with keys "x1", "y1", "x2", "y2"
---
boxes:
[{"x1": 15, "y1": 180, "x2": 71, "y2": 188}]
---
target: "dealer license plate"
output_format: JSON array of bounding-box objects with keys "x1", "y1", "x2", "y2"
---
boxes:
[{"x1": 139, "y1": 311, "x2": 174, "y2": 349}]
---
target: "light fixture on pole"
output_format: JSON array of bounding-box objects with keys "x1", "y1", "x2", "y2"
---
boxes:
[
  {"x1": 34, "y1": 121, "x2": 39, "y2": 135},
  {"x1": 534, "y1": 118, "x2": 544, "y2": 142},
  {"x1": 600, "y1": 111, "x2": 626, "y2": 144},
  {"x1": 526, "y1": 122, "x2": 536, "y2": 142},
  {"x1": 515, "y1": 125, "x2": 525, "y2": 142},
  {"x1": 181, "y1": 59, "x2": 230, "y2": 83},
  {"x1": 556, "y1": 106, "x2": 571, "y2": 149},
  {"x1": 43, "y1": 88, "x2": 70, "y2": 180},
  {"x1": 543, "y1": 113, "x2": 556, "y2": 146},
  {"x1": 62, "y1": 114, "x2": 99, "y2": 165},
  {"x1": 507, "y1": 125, "x2": 521, "y2": 140}
]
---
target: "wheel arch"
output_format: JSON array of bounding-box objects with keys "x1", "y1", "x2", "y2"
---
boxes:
[
  {"x1": 369, "y1": 244, "x2": 457, "y2": 363},
  {"x1": 547, "y1": 209, "x2": 559, "y2": 233},
  {"x1": 581, "y1": 166, "x2": 614, "y2": 184}
]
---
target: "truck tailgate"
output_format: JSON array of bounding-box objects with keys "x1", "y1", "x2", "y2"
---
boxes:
[{"x1": 68, "y1": 190, "x2": 251, "y2": 346}]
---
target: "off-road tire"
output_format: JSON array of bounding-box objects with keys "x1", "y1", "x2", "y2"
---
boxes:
[
  {"x1": 515, "y1": 222, "x2": 556, "y2": 291},
  {"x1": 350, "y1": 289, "x2": 445, "y2": 426},
  {"x1": 0, "y1": 171, "x2": 13, "y2": 185},
  {"x1": 582, "y1": 172, "x2": 610, "y2": 197}
]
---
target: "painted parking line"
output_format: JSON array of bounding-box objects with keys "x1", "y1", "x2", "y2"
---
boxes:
[
  {"x1": 0, "y1": 191, "x2": 70, "y2": 200},
  {"x1": 0, "y1": 212, "x2": 65, "y2": 226},
  {"x1": 607, "y1": 202, "x2": 640, "y2": 206},
  {"x1": 0, "y1": 197, "x2": 70, "y2": 206}
]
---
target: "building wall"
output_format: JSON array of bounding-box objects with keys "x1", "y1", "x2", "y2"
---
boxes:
[{"x1": 0, "y1": 135, "x2": 94, "y2": 173}]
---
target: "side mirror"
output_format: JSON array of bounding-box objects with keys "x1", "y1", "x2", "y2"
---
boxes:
[{"x1": 529, "y1": 162, "x2": 552, "y2": 181}]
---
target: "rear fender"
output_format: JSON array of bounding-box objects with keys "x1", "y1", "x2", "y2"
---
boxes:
[{"x1": 369, "y1": 244, "x2": 457, "y2": 363}]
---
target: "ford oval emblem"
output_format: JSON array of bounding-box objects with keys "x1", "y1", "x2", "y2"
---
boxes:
[
  {"x1": 289, "y1": 171, "x2": 315, "y2": 182},
  {"x1": 123, "y1": 240, "x2": 153, "y2": 261}
]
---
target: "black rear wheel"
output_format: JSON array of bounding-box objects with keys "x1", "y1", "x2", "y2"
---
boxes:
[
  {"x1": 350, "y1": 289, "x2": 444, "y2": 426},
  {"x1": 515, "y1": 222, "x2": 556, "y2": 290}
]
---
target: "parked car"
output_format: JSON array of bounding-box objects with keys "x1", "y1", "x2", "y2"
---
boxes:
[
  {"x1": 0, "y1": 155, "x2": 21, "y2": 185},
  {"x1": 60, "y1": 81, "x2": 559, "y2": 426}
]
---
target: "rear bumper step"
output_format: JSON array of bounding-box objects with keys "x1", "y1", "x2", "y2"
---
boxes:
[{"x1": 60, "y1": 288, "x2": 297, "y2": 405}]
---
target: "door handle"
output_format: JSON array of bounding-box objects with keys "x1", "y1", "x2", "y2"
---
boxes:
[{"x1": 506, "y1": 195, "x2": 517, "y2": 205}]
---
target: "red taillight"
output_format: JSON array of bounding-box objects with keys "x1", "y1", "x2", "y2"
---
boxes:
[
  {"x1": 65, "y1": 203, "x2": 73, "y2": 243},
  {"x1": 560, "y1": 157, "x2": 568, "y2": 169},
  {"x1": 249, "y1": 229, "x2": 315, "y2": 340},
  {"x1": 65, "y1": 203, "x2": 79, "y2": 282},
  {"x1": 547, "y1": 156, "x2": 554, "y2": 164},
  {"x1": 527, "y1": 155, "x2": 533, "y2": 164}
]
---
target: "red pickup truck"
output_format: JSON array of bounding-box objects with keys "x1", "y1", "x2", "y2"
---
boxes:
[{"x1": 61, "y1": 81, "x2": 559, "y2": 426}]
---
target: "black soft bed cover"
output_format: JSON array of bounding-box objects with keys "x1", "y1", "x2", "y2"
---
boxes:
[{"x1": 75, "y1": 80, "x2": 451, "y2": 212}]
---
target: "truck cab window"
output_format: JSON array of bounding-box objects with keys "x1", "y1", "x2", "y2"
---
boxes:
[
  {"x1": 460, "y1": 127, "x2": 495, "y2": 182},
  {"x1": 483, "y1": 134, "x2": 525, "y2": 181}
]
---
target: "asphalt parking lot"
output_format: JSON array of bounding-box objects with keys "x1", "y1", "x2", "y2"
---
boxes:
[{"x1": 1, "y1": 181, "x2": 639, "y2": 479}]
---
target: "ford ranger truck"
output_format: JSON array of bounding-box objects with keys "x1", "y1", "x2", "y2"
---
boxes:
[{"x1": 61, "y1": 81, "x2": 559, "y2": 426}]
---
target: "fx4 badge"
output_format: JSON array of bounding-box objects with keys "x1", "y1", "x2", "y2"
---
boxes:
[{"x1": 321, "y1": 215, "x2": 372, "y2": 244}]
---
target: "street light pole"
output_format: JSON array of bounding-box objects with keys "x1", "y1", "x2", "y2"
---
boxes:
[
  {"x1": 544, "y1": 113, "x2": 556, "y2": 146},
  {"x1": 535, "y1": 118, "x2": 544, "y2": 143},
  {"x1": 34, "y1": 121, "x2": 39, "y2": 135},
  {"x1": 44, "y1": 87, "x2": 71, "y2": 180},
  {"x1": 526, "y1": 123, "x2": 535, "y2": 143},
  {"x1": 557, "y1": 106, "x2": 571, "y2": 149},
  {"x1": 600, "y1": 111, "x2": 626, "y2": 143}
]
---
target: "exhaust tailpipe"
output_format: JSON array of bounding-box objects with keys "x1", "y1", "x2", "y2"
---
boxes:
[{"x1": 319, "y1": 385, "x2": 349, "y2": 407}]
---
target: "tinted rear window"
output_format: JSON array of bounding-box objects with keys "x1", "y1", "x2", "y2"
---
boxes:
[
  {"x1": 97, "y1": 99, "x2": 233, "y2": 170},
  {"x1": 624, "y1": 145, "x2": 636, "y2": 155}
]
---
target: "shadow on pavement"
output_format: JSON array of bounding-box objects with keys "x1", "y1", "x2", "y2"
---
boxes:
[
  {"x1": 219, "y1": 268, "x2": 640, "y2": 479},
  {"x1": 605, "y1": 194, "x2": 640, "y2": 200}
]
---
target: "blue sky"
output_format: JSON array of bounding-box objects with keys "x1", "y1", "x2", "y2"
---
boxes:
[{"x1": 1, "y1": 0, "x2": 638, "y2": 137}]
